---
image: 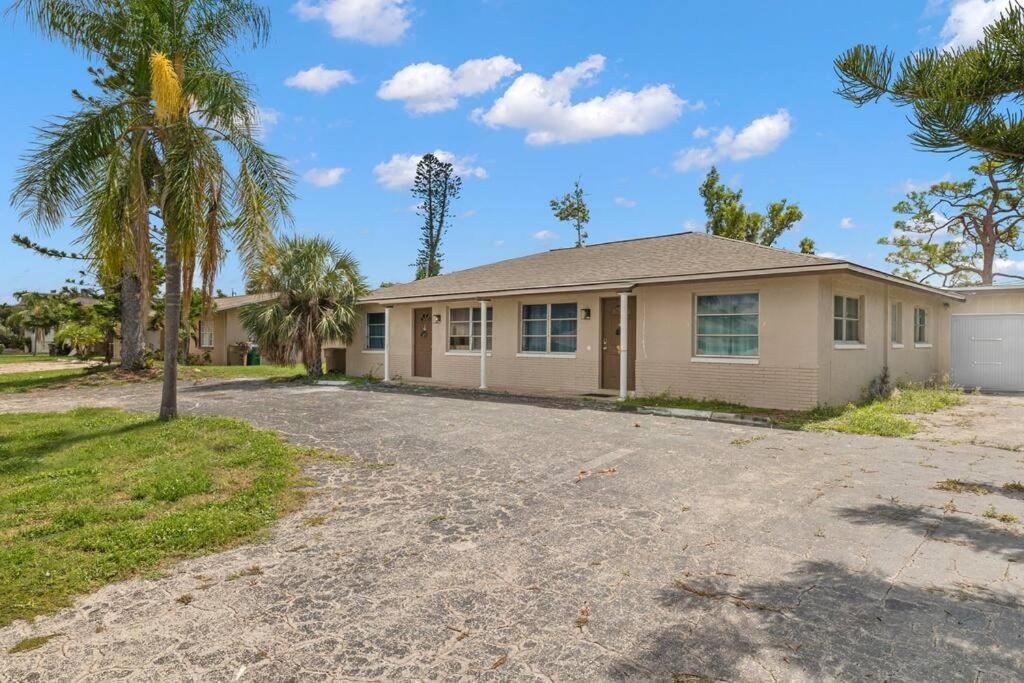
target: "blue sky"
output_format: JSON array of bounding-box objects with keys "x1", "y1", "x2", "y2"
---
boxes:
[{"x1": 0, "y1": 0, "x2": 1010, "y2": 301}]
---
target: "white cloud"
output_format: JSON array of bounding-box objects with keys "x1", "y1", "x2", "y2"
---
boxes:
[
  {"x1": 493, "y1": 239, "x2": 505, "y2": 247},
  {"x1": 839, "y1": 217, "x2": 856, "y2": 229},
  {"x1": 900, "y1": 173, "x2": 951, "y2": 193},
  {"x1": 285, "y1": 65, "x2": 356, "y2": 93},
  {"x1": 303, "y1": 167, "x2": 348, "y2": 187},
  {"x1": 378, "y1": 57, "x2": 521, "y2": 114},
  {"x1": 473, "y1": 54, "x2": 693, "y2": 145},
  {"x1": 291, "y1": 0, "x2": 411, "y2": 45},
  {"x1": 673, "y1": 109, "x2": 792, "y2": 172},
  {"x1": 614, "y1": 196, "x2": 638, "y2": 208},
  {"x1": 254, "y1": 107, "x2": 281, "y2": 139},
  {"x1": 940, "y1": 0, "x2": 1012, "y2": 50},
  {"x1": 683, "y1": 219, "x2": 702, "y2": 230},
  {"x1": 373, "y1": 150, "x2": 487, "y2": 190},
  {"x1": 994, "y1": 257, "x2": 1024, "y2": 273},
  {"x1": 532, "y1": 230, "x2": 558, "y2": 240},
  {"x1": 818, "y1": 251, "x2": 849, "y2": 260},
  {"x1": 462, "y1": 209, "x2": 477, "y2": 218},
  {"x1": 692, "y1": 125, "x2": 710, "y2": 139}
]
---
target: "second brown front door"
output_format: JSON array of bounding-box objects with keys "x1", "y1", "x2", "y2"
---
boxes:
[
  {"x1": 601, "y1": 297, "x2": 636, "y2": 391},
  {"x1": 413, "y1": 308, "x2": 432, "y2": 377}
]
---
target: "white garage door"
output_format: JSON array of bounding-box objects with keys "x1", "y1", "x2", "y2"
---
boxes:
[{"x1": 951, "y1": 315, "x2": 1024, "y2": 392}]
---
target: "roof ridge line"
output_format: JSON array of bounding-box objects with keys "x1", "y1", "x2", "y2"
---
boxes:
[
  {"x1": 548, "y1": 231, "x2": 691, "y2": 251},
  {"x1": 697, "y1": 231, "x2": 841, "y2": 263}
]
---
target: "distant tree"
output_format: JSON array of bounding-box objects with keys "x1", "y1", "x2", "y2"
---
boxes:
[
  {"x1": 799, "y1": 237, "x2": 816, "y2": 254},
  {"x1": 880, "y1": 160, "x2": 1024, "y2": 286},
  {"x1": 379, "y1": 281, "x2": 398, "y2": 288},
  {"x1": 10, "y1": 292, "x2": 72, "y2": 354},
  {"x1": 53, "y1": 321, "x2": 104, "y2": 357},
  {"x1": 550, "y1": 180, "x2": 591, "y2": 247},
  {"x1": 12, "y1": 234, "x2": 121, "y2": 363},
  {"x1": 242, "y1": 236, "x2": 366, "y2": 378},
  {"x1": 834, "y1": 4, "x2": 1024, "y2": 164},
  {"x1": 698, "y1": 167, "x2": 803, "y2": 247},
  {"x1": 411, "y1": 154, "x2": 462, "y2": 279}
]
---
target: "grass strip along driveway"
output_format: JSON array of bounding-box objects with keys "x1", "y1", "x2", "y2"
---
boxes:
[
  {"x1": 0, "y1": 408, "x2": 305, "y2": 628},
  {"x1": 623, "y1": 385, "x2": 963, "y2": 436}
]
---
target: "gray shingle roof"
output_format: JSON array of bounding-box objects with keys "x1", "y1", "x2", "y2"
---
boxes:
[{"x1": 363, "y1": 232, "x2": 844, "y2": 302}]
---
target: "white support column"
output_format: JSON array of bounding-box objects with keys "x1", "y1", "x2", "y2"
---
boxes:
[
  {"x1": 479, "y1": 299, "x2": 488, "y2": 390},
  {"x1": 383, "y1": 306, "x2": 392, "y2": 383},
  {"x1": 619, "y1": 292, "x2": 629, "y2": 400}
]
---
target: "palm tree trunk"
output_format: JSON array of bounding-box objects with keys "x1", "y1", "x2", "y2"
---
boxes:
[
  {"x1": 304, "y1": 335, "x2": 322, "y2": 378},
  {"x1": 180, "y1": 259, "x2": 194, "y2": 364},
  {"x1": 120, "y1": 273, "x2": 147, "y2": 370},
  {"x1": 160, "y1": 239, "x2": 181, "y2": 420}
]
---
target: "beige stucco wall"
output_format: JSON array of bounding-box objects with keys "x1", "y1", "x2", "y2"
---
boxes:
[
  {"x1": 633, "y1": 276, "x2": 820, "y2": 410},
  {"x1": 816, "y1": 274, "x2": 949, "y2": 406},
  {"x1": 196, "y1": 308, "x2": 253, "y2": 365},
  {"x1": 348, "y1": 273, "x2": 954, "y2": 410},
  {"x1": 348, "y1": 293, "x2": 605, "y2": 395},
  {"x1": 952, "y1": 288, "x2": 1024, "y2": 315}
]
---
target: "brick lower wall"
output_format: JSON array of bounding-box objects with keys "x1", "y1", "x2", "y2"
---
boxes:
[{"x1": 637, "y1": 360, "x2": 820, "y2": 411}]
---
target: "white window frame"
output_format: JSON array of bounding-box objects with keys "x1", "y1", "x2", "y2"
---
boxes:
[
  {"x1": 365, "y1": 311, "x2": 386, "y2": 351},
  {"x1": 693, "y1": 292, "x2": 760, "y2": 359},
  {"x1": 833, "y1": 294, "x2": 864, "y2": 348},
  {"x1": 891, "y1": 301, "x2": 904, "y2": 348},
  {"x1": 198, "y1": 320, "x2": 214, "y2": 349},
  {"x1": 518, "y1": 302, "x2": 577, "y2": 355},
  {"x1": 914, "y1": 306, "x2": 930, "y2": 347},
  {"x1": 446, "y1": 306, "x2": 493, "y2": 353}
]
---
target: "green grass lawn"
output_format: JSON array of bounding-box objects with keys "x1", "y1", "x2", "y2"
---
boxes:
[
  {"x1": 0, "y1": 366, "x2": 114, "y2": 394},
  {"x1": 0, "y1": 362, "x2": 313, "y2": 394},
  {"x1": 177, "y1": 362, "x2": 307, "y2": 382},
  {"x1": 0, "y1": 408, "x2": 306, "y2": 627},
  {"x1": 623, "y1": 386, "x2": 964, "y2": 437}
]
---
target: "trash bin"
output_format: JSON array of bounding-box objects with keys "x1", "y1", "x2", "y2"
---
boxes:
[{"x1": 247, "y1": 347, "x2": 261, "y2": 366}]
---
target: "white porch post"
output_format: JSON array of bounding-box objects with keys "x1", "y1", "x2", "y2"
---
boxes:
[
  {"x1": 479, "y1": 299, "x2": 488, "y2": 390},
  {"x1": 383, "y1": 306, "x2": 392, "y2": 383},
  {"x1": 619, "y1": 292, "x2": 629, "y2": 400}
]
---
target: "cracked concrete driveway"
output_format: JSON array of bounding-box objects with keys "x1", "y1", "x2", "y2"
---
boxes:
[{"x1": 1, "y1": 380, "x2": 1023, "y2": 681}]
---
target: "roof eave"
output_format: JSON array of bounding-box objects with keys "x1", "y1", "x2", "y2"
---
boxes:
[{"x1": 358, "y1": 262, "x2": 964, "y2": 305}]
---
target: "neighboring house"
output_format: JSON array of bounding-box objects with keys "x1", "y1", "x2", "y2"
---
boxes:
[
  {"x1": 193, "y1": 292, "x2": 278, "y2": 365},
  {"x1": 347, "y1": 232, "x2": 964, "y2": 410}
]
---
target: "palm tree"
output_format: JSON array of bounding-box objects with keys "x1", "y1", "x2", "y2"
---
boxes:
[
  {"x1": 10, "y1": 292, "x2": 70, "y2": 355},
  {"x1": 10, "y1": 1, "x2": 293, "y2": 419},
  {"x1": 242, "y1": 236, "x2": 366, "y2": 378}
]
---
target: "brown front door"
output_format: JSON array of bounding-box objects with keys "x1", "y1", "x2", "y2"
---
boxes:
[
  {"x1": 413, "y1": 308, "x2": 432, "y2": 377},
  {"x1": 601, "y1": 297, "x2": 636, "y2": 391}
]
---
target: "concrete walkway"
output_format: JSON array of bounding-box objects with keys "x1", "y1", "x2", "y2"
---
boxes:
[{"x1": 1, "y1": 380, "x2": 1022, "y2": 681}]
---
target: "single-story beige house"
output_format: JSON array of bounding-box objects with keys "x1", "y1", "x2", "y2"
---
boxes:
[
  {"x1": 346, "y1": 232, "x2": 965, "y2": 410},
  {"x1": 194, "y1": 292, "x2": 278, "y2": 365}
]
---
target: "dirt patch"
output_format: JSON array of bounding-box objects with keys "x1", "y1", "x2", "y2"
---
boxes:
[
  {"x1": 0, "y1": 360, "x2": 98, "y2": 375},
  {"x1": 913, "y1": 394, "x2": 1024, "y2": 451}
]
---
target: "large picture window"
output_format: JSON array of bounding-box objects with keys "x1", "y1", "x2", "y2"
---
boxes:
[
  {"x1": 449, "y1": 307, "x2": 493, "y2": 351},
  {"x1": 521, "y1": 303, "x2": 577, "y2": 353},
  {"x1": 695, "y1": 293, "x2": 759, "y2": 357},
  {"x1": 366, "y1": 312, "x2": 385, "y2": 350},
  {"x1": 834, "y1": 296, "x2": 862, "y2": 344}
]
